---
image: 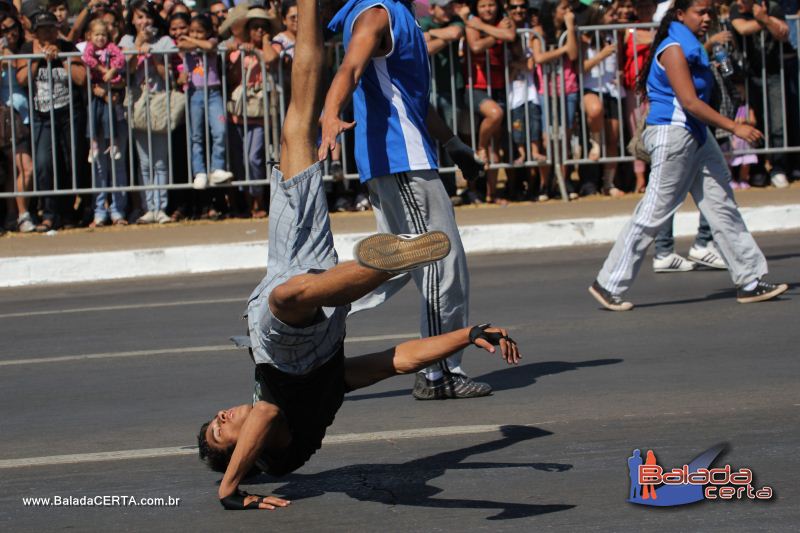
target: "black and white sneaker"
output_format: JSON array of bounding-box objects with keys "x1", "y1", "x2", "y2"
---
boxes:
[
  {"x1": 412, "y1": 372, "x2": 492, "y2": 400},
  {"x1": 688, "y1": 243, "x2": 727, "y2": 270},
  {"x1": 653, "y1": 253, "x2": 696, "y2": 273},
  {"x1": 588, "y1": 280, "x2": 634, "y2": 311},
  {"x1": 736, "y1": 279, "x2": 788, "y2": 304},
  {"x1": 354, "y1": 231, "x2": 451, "y2": 273}
]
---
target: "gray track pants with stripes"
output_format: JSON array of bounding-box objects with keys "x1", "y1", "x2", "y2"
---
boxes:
[
  {"x1": 350, "y1": 170, "x2": 469, "y2": 375},
  {"x1": 597, "y1": 125, "x2": 768, "y2": 295}
]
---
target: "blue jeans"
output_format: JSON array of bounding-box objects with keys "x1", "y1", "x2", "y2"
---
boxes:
[
  {"x1": 134, "y1": 130, "x2": 168, "y2": 213},
  {"x1": 231, "y1": 123, "x2": 266, "y2": 192},
  {"x1": 654, "y1": 213, "x2": 713, "y2": 257},
  {"x1": 92, "y1": 124, "x2": 129, "y2": 221},
  {"x1": 188, "y1": 87, "x2": 226, "y2": 176}
]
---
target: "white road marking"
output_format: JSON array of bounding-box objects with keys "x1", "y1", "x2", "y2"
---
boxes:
[
  {"x1": 0, "y1": 297, "x2": 245, "y2": 319},
  {"x1": 0, "y1": 424, "x2": 540, "y2": 469},
  {"x1": 0, "y1": 334, "x2": 418, "y2": 367}
]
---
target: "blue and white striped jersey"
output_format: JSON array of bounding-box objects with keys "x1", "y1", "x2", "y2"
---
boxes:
[
  {"x1": 328, "y1": 0, "x2": 438, "y2": 182},
  {"x1": 646, "y1": 22, "x2": 713, "y2": 144}
]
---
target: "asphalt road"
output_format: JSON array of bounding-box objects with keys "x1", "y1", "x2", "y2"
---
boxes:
[{"x1": 1, "y1": 231, "x2": 799, "y2": 532}]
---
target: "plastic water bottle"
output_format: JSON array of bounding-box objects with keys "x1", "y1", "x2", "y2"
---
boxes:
[{"x1": 713, "y1": 43, "x2": 734, "y2": 77}]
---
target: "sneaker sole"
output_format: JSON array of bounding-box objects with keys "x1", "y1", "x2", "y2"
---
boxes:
[
  {"x1": 354, "y1": 231, "x2": 451, "y2": 273},
  {"x1": 737, "y1": 284, "x2": 789, "y2": 304},
  {"x1": 653, "y1": 266, "x2": 695, "y2": 273},
  {"x1": 588, "y1": 285, "x2": 634, "y2": 311},
  {"x1": 688, "y1": 256, "x2": 727, "y2": 270}
]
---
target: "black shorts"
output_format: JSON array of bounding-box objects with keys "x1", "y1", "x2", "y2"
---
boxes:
[{"x1": 254, "y1": 346, "x2": 348, "y2": 477}]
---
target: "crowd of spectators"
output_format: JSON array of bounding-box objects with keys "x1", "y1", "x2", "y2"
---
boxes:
[{"x1": 0, "y1": 0, "x2": 798, "y2": 237}]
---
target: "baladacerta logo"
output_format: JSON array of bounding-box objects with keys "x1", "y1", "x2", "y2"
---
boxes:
[{"x1": 627, "y1": 445, "x2": 773, "y2": 506}]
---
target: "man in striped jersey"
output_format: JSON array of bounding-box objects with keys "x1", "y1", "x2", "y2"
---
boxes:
[{"x1": 321, "y1": 0, "x2": 491, "y2": 400}]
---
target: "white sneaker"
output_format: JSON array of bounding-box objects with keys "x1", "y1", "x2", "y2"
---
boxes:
[
  {"x1": 193, "y1": 173, "x2": 208, "y2": 190},
  {"x1": 137, "y1": 211, "x2": 156, "y2": 224},
  {"x1": 17, "y1": 212, "x2": 35, "y2": 233},
  {"x1": 688, "y1": 243, "x2": 727, "y2": 269},
  {"x1": 770, "y1": 172, "x2": 789, "y2": 188},
  {"x1": 653, "y1": 253, "x2": 696, "y2": 273},
  {"x1": 208, "y1": 169, "x2": 234, "y2": 185},
  {"x1": 155, "y1": 210, "x2": 171, "y2": 224},
  {"x1": 110, "y1": 145, "x2": 123, "y2": 160},
  {"x1": 87, "y1": 148, "x2": 100, "y2": 164}
]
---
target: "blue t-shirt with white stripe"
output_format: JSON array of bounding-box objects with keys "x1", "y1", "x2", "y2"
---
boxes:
[
  {"x1": 328, "y1": 0, "x2": 438, "y2": 182},
  {"x1": 646, "y1": 22, "x2": 713, "y2": 144}
]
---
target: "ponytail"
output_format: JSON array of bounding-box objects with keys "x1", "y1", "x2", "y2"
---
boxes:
[{"x1": 635, "y1": 0, "x2": 697, "y2": 96}]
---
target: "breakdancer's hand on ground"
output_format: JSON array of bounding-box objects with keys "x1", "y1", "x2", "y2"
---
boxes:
[
  {"x1": 220, "y1": 489, "x2": 291, "y2": 511},
  {"x1": 469, "y1": 324, "x2": 520, "y2": 365}
]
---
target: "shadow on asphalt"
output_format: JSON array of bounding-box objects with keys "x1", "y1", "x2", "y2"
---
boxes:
[
  {"x1": 634, "y1": 282, "x2": 797, "y2": 309},
  {"x1": 345, "y1": 358, "x2": 623, "y2": 402},
  {"x1": 246, "y1": 425, "x2": 575, "y2": 520}
]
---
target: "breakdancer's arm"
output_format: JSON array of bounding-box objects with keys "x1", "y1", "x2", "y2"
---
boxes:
[
  {"x1": 218, "y1": 402, "x2": 292, "y2": 510},
  {"x1": 344, "y1": 325, "x2": 520, "y2": 391}
]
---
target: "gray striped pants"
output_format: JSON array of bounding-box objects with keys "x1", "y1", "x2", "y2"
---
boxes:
[
  {"x1": 350, "y1": 170, "x2": 470, "y2": 375},
  {"x1": 597, "y1": 125, "x2": 768, "y2": 295}
]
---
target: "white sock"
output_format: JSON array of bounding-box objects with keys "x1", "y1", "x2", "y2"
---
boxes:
[
  {"x1": 424, "y1": 369, "x2": 443, "y2": 382},
  {"x1": 447, "y1": 364, "x2": 464, "y2": 376},
  {"x1": 743, "y1": 279, "x2": 758, "y2": 291}
]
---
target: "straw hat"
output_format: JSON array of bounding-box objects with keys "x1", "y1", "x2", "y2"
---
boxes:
[{"x1": 218, "y1": 0, "x2": 251, "y2": 38}]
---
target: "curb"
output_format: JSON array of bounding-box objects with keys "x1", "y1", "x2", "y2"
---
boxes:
[{"x1": 2, "y1": 204, "x2": 799, "y2": 288}]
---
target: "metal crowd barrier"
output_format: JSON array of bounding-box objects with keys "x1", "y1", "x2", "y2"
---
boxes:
[
  {"x1": 4, "y1": 18, "x2": 800, "y2": 202},
  {"x1": 0, "y1": 47, "x2": 280, "y2": 199}
]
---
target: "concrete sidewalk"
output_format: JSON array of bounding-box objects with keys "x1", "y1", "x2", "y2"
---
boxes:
[{"x1": 2, "y1": 185, "x2": 799, "y2": 287}]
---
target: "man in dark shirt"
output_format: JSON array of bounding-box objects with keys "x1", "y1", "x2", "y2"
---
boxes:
[
  {"x1": 16, "y1": 10, "x2": 85, "y2": 230},
  {"x1": 730, "y1": 0, "x2": 791, "y2": 188}
]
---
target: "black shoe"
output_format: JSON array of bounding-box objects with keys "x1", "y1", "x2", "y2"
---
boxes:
[
  {"x1": 749, "y1": 173, "x2": 768, "y2": 188},
  {"x1": 588, "y1": 280, "x2": 634, "y2": 311},
  {"x1": 412, "y1": 372, "x2": 492, "y2": 400},
  {"x1": 736, "y1": 279, "x2": 788, "y2": 304}
]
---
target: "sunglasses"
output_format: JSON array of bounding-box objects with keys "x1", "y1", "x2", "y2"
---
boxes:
[
  {"x1": 250, "y1": 23, "x2": 270, "y2": 32},
  {"x1": 509, "y1": 4, "x2": 527, "y2": 9}
]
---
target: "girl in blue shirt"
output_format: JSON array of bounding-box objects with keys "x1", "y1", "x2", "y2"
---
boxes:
[{"x1": 590, "y1": 0, "x2": 787, "y2": 310}]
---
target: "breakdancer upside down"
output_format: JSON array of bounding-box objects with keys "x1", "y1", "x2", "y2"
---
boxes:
[{"x1": 197, "y1": 0, "x2": 521, "y2": 511}]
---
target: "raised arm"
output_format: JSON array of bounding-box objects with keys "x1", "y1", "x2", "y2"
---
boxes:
[
  {"x1": 732, "y1": 4, "x2": 789, "y2": 41},
  {"x1": 465, "y1": 16, "x2": 516, "y2": 42}
]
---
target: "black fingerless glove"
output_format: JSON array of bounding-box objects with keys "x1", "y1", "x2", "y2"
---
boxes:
[
  {"x1": 220, "y1": 490, "x2": 260, "y2": 510},
  {"x1": 444, "y1": 136, "x2": 485, "y2": 182},
  {"x1": 469, "y1": 323, "x2": 511, "y2": 346}
]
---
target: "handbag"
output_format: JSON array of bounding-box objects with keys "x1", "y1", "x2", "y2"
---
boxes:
[
  {"x1": 227, "y1": 62, "x2": 265, "y2": 118},
  {"x1": 127, "y1": 84, "x2": 186, "y2": 133},
  {"x1": 0, "y1": 103, "x2": 27, "y2": 149}
]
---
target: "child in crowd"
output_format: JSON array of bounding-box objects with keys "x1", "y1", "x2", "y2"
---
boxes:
[
  {"x1": 582, "y1": 0, "x2": 625, "y2": 196},
  {"x1": 463, "y1": 0, "x2": 516, "y2": 204},
  {"x1": 176, "y1": 14, "x2": 232, "y2": 190},
  {"x1": 532, "y1": 0, "x2": 579, "y2": 201},
  {"x1": 83, "y1": 19, "x2": 125, "y2": 163},
  {"x1": 82, "y1": 18, "x2": 129, "y2": 226},
  {"x1": 728, "y1": 79, "x2": 756, "y2": 190}
]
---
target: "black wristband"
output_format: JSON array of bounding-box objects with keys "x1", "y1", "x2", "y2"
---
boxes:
[{"x1": 220, "y1": 490, "x2": 260, "y2": 510}]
